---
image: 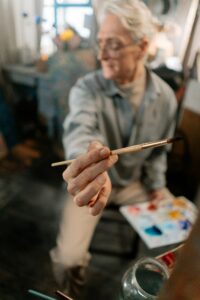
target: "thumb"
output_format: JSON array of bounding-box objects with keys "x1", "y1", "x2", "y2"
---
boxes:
[
  {"x1": 88, "y1": 140, "x2": 105, "y2": 151},
  {"x1": 88, "y1": 141, "x2": 111, "y2": 158}
]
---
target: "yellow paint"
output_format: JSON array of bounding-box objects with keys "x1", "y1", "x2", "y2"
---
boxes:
[
  {"x1": 173, "y1": 198, "x2": 187, "y2": 208},
  {"x1": 168, "y1": 210, "x2": 183, "y2": 220}
]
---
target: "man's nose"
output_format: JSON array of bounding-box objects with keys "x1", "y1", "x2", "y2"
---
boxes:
[{"x1": 97, "y1": 46, "x2": 110, "y2": 60}]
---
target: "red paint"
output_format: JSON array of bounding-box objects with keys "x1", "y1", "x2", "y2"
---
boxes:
[
  {"x1": 147, "y1": 203, "x2": 157, "y2": 211},
  {"x1": 128, "y1": 206, "x2": 140, "y2": 214}
]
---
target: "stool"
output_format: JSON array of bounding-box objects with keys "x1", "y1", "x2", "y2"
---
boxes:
[{"x1": 90, "y1": 204, "x2": 140, "y2": 259}]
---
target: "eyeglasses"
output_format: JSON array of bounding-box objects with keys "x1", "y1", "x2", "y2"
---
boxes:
[{"x1": 95, "y1": 39, "x2": 135, "y2": 59}]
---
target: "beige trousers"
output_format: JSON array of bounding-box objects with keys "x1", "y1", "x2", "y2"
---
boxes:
[{"x1": 50, "y1": 181, "x2": 171, "y2": 278}]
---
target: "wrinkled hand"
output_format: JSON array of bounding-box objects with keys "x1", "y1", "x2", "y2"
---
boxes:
[
  {"x1": 62, "y1": 141, "x2": 118, "y2": 216},
  {"x1": 148, "y1": 188, "x2": 166, "y2": 202}
]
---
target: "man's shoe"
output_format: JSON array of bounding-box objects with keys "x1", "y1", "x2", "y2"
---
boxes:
[
  {"x1": 51, "y1": 263, "x2": 87, "y2": 300},
  {"x1": 62, "y1": 266, "x2": 87, "y2": 300}
]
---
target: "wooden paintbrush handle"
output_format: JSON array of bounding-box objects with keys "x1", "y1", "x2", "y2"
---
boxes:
[{"x1": 51, "y1": 137, "x2": 181, "y2": 167}]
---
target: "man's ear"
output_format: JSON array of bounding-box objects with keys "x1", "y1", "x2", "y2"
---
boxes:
[{"x1": 138, "y1": 38, "x2": 149, "y2": 58}]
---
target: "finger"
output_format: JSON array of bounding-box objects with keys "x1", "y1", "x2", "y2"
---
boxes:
[
  {"x1": 88, "y1": 193, "x2": 100, "y2": 208},
  {"x1": 88, "y1": 140, "x2": 104, "y2": 151},
  {"x1": 73, "y1": 172, "x2": 107, "y2": 206},
  {"x1": 67, "y1": 154, "x2": 118, "y2": 195},
  {"x1": 149, "y1": 190, "x2": 165, "y2": 202},
  {"x1": 152, "y1": 193, "x2": 165, "y2": 203},
  {"x1": 89, "y1": 186, "x2": 111, "y2": 216},
  {"x1": 63, "y1": 146, "x2": 111, "y2": 181}
]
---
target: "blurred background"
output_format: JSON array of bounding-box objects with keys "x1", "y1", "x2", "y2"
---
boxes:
[{"x1": 0, "y1": 0, "x2": 200, "y2": 299}]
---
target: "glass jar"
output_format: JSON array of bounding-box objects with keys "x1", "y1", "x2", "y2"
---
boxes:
[{"x1": 120, "y1": 257, "x2": 169, "y2": 300}]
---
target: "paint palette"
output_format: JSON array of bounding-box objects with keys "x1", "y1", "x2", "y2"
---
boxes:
[{"x1": 120, "y1": 196, "x2": 198, "y2": 248}]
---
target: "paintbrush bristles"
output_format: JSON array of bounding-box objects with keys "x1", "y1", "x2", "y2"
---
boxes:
[{"x1": 51, "y1": 137, "x2": 181, "y2": 167}]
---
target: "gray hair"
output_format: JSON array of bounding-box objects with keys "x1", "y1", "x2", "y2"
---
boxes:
[{"x1": 97, "y1": 0, "x2": 157, "y2": 43}]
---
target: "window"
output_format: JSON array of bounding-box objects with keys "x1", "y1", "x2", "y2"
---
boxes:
[
  {"x1": 41, "y1": 0, "x2": 93, "y2": 55},
  {"x1": 56, "y1": 6, "x2": 93, "y2": 37},
  {"x1": 56, "y1": 0, "x2": 90, "y2": 4}
]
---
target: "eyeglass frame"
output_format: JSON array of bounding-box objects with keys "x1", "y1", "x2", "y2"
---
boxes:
[{"x1": 95, "y1": 38, "x2": 138, "y2": 59}]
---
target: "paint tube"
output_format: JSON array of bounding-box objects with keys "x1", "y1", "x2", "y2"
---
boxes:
[{"x1": 156, "y1": 244, "x2": 184, "y2": 273}]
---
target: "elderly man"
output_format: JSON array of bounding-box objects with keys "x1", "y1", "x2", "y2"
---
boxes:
[{"x1": 50, "y1": 0, "x2": 177, "y2": 297}]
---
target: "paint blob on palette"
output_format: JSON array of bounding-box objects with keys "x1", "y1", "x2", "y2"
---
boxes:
[{"x1": 120, "y1": 196, "x2": 198, "y2": 248}]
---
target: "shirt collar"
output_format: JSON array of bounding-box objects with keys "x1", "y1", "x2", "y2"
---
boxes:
[{"x1": 101, "y1": 67, "x2": 161, "y2": 100}]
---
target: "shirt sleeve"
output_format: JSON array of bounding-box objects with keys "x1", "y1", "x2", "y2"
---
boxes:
[{"x1": 62, "y1": 77, "x2": 105, "y2": 159}]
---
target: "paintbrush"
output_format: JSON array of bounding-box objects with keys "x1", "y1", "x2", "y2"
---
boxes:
[
  {"x1": 51, "y1": 136, "x2": 181, "y2": 167},
  {"x1": 55, "y1": 290, "x2": 75, "y2": 300}
]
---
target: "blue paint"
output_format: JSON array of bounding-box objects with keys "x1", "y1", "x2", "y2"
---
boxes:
[
  {"x1": 179, "y1": 219, "x2": 191, "y2": 230},
  {"x1": 160, "y1": 221, "x2": 178, "y2": 232},
  {"x1": 144, "y1": 225, "x2": 163, "y2": 236}
]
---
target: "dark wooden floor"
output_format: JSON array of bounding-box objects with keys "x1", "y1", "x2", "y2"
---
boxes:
[{"x1": 0, "y1": 140, "x2": 198, "y2": 300}]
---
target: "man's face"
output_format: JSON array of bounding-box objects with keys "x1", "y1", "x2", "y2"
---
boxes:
[{"x1": 97, "y1": 14, "x2": 143, "y2": 84}]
